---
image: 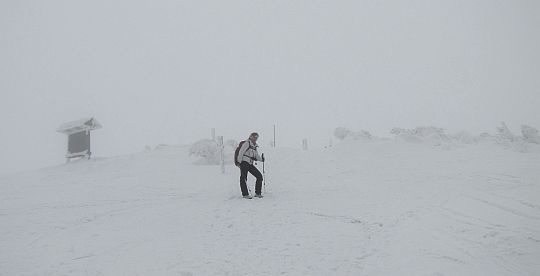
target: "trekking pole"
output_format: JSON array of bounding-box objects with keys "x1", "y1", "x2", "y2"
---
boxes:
[{"x1": 262, "y1": 154, "x2": 266, "y2": 193}]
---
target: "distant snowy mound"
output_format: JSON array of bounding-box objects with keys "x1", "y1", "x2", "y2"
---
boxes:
[
  {"x1": 390, "y1": 126, "x2": 453, "y2": 146},
  {"x1": 383, "y1": 123, "x2": 540, "y2": 152},
  {"x1": 334, "y1": 127, "x2": 374, "y2": 141}
]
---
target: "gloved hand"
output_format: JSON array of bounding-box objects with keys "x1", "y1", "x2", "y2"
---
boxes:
[{"x1": 261, "y1": 153, "x2": 265, "y2": 162}]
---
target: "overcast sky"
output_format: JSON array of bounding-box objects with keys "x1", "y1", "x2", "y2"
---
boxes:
[{"x1": 1, "y1": 0, "x2": 539, "y2": 175}]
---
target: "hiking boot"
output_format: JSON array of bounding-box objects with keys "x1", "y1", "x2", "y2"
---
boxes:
[
  {"x1": 243, "y1": 195, "x2": 253, "y2": 199},
  {"x1": 254, "y1": 194, "x2": 264, "y2": 198}
]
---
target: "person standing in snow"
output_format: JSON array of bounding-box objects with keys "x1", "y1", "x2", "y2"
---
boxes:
[{"x1": 237, "y1": 132, "x2": 265, "y2": 199}]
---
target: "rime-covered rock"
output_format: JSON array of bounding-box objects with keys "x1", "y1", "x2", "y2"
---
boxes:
[
  {"x1": 521, "y1": 125, "x2": 540, "y2": 144},
  {"x1": 453, "y1": 131, "x2": 477, "y2": 144},
  {"x1": 335, "y1": 127, "x2": 372, "y2": 141},
  {"x1": 413, "y1": 126, "x2": 445, "y2": 137},
  {"x1": 496, "y1": 122, "x2": 514, "y2": 141},
  {"x1": 349, "y1": 130, "x2": 372, "y2": 140},
  {"x1": 391, "y1": 126, "x2": 451, "y2": 146},
  {"x1": 334, "y1": 127, "x2": 352, "y2": 140},
  {"x1": 189, "y1": 139, "x2": 220, "y2": 165}
]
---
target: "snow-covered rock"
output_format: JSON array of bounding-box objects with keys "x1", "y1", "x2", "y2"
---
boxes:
[
  {"x1": 349, "y1": 130, "x2": 372, "y2": 140},
  {"x1": 334, "y1": 127, "x2": 372, "y2": 141},
  {"x1": 393, "y1": 132, "x2": 424, "y2": 143},
  {"x1": 189, "y1": 139, "x2": 221, "y2": 165},
  {"x1": 496, "y1": 122, "x2": 515, "y2": 142},
  {"x1": 391, "y1": 126, "x2": 452, "y2": 146},
  {"x1": 522, "y1": 125, "x2": 540, "y2": 144},
  {"x1": 452, "y1": 131, "x2": 477, "y2": 144},
  {"x1": 477, "y1": 132, "x2": 495, "y2": 142},
  {"x1": 390, "y1": 126, "x2": 445, "y2": 138},
  {"x1": 424, "y1": 133, "x2": 452, "y2": 146},
  {"x1": 334, "y1": 127, "x2": 353, "y2": 140},
  {"x1": 414, "y1": 126, "x2": 445, "y2": 137}
]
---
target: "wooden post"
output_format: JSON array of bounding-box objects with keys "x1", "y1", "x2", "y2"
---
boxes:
[
  {"x1": 273, "y1": 124, "x2": 276, "y2": 148},
  {"x1": 218, "y1": 136, "x2": 225, "y2": 173}
]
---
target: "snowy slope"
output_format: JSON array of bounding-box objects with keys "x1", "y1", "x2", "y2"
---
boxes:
[{"x1": 1, "y1": 141, "x2": 539, "y2": 275}]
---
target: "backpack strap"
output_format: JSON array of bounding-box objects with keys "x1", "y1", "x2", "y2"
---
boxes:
[{"x1": 243, "y1": 140, "x2": 258, "y2": 159}]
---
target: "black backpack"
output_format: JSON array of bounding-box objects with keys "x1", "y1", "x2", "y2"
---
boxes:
[{"x1": 234, "y1": 141, "x2": 247, "y2": 167}]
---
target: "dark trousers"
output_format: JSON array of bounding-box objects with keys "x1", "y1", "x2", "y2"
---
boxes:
[{"x1": 239, "y1": 161, "x2": 263, "y2": 196}]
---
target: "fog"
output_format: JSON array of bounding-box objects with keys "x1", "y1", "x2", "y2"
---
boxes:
[{"x1": 1, "y1": 0, "x2": 539, "y2": 175}]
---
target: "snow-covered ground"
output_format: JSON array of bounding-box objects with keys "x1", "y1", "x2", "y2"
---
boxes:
[{"x1": 1, "y1": 139, "x2": 539, "y2": 275}]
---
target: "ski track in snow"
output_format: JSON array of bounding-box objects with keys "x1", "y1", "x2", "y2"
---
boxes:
[{"x1": 0, "y1": 141, "x2": 539, "y2": 275}]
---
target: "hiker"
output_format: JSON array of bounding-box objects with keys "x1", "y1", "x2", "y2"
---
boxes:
[{"x1": 236, "y1": 132, "x2": 265, "y2": 199}]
